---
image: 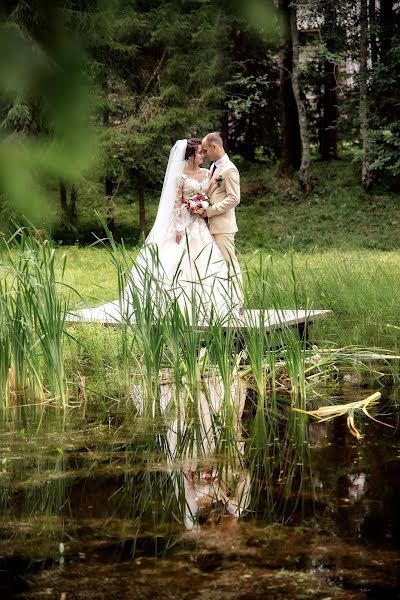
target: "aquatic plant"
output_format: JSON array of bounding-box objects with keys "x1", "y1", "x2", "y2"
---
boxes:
[
  {"x1": 293, "y1": 391, "x2": 394, "y2": 440},
  {"x1": 0, "y1": 228, "x2": 71, "y2": 407}
]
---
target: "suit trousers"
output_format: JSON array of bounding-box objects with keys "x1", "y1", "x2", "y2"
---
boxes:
[{"x1": 213, "y1": 233, "x2": 243, "y2": 304}]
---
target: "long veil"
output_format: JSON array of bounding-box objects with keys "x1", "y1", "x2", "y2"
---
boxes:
[
  {"x1": 146, "y1": 139, "x2": 186, "y2": 244},
  {"x1": 68, "y1": 140, "x2": 187, "y2": 323}
]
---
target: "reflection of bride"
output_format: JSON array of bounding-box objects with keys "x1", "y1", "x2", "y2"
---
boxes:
[
  {"x1": 159, "y1": 375, "x2": 250, "y2": 530},
  {"x1": 69, "y1": 139, "x2": 241, "y2": 323}
]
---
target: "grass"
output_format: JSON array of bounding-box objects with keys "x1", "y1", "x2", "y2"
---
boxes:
[
  {"x1": 0, "y1": 233, "x2": 69, "y2": 407},
  {"x1": 237, "y1": 158, "x2": 400, "y2": 253},
  {"x1": 1, "y1": 158, "x2": 399, "y2": 541},
  {"x1": 244, "y1": 249, "x2": 400, "y2": 350},
  {"x1": 23, "y1": 155, "x2": 399, "y2": 353},
  {"x1": 1, "y1": 195, "x2": 400, "y2": 408},
  {"x1": 16, "y1": 157, "x2": 399, "y2": 252},
  {"x1": 6, "y1": 155, "x2": 400, "y2": 254},
  {"x1": 2, "y1": 233, "x2": 400, "y2": 415},
  {"x1": 58, "y1": 245, "x2": 400, "y2": 350}
]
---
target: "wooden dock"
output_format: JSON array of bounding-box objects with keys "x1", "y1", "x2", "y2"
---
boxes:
[
  {"x1": 230, "y1": 309, "x2": 332, "y2": 339},
  {"x1": 66, "y1": 306, "x2": 332, "y2": 335},
  {"x1": 232, "y1": 309, "x2": 332, "y2": 331}
]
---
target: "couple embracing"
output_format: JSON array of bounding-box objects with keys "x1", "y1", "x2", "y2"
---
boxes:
[
  {"x1": 70, "y1": 133, "x2": 243, "y2": 323},
  {"x1": 174, "y1": 133, "x2": 241, "y2": 293},
  {"x1": 157, "y1": 132, "x2": 243, "y2": 315},
  {"x1": 143, "y1": 132, "x2": 243, "y2": 319}
]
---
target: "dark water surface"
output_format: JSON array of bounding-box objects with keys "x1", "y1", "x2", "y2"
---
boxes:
[{"x1": 1, "y1": 383, "x2": 400, "y2": 599}]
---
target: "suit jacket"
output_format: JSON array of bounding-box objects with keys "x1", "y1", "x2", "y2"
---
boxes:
[{"x1": 206, "y1": 159, "x2": 240, "y2": 234}]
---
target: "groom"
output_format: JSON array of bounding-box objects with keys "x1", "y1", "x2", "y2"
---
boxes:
[{"x1": 201, "y1": 132, "x2": 242, "y2": 300}]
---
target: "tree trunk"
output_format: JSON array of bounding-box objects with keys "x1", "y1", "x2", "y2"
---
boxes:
[
  {"x1": 290, "y1": 7, "x2": 310, "y2": 193},
  {"x1": 105, "y1": 177, "x2": 113, "y2": 197},
  {"x1": 369, "y1": 0, "x2": 378, "y2": 67},
  {"x1": 220, "y1": 110, "x2": 229, "y2": 153},
  {"x1": 60, "y1": 180, "x2": 67, "y2": 215},
  {"x1": 69, "y1": 184, "x2": 78, "y2": 226},
  {"x1": 359, "y1": 0, "x2": 372, "y2": 190},
  {"x1": 320, "y1": 63, "x2": 338, "y2": 160},
  {"x1": 102, "y1": 73, "x2": 114, "y2": 227},
  {"x1": 138, "y1": 180, "x2": 146, "y2": 235},
  {"x1": 278, "y1": 0, "x2": 301, "y2": 172},
  {"x1": 319, "y1": 2, "x2": 339, "y2": 160},
  {"x1": 105, "y1": 176, "x2": 114, "y2": 232}
]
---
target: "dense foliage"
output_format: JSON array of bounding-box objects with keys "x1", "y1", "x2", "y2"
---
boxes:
[{"x1": 0, "y1": 0, "x2": 399, "y2": 241}]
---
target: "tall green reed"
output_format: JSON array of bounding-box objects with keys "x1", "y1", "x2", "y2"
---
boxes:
[{"x1": 0, "y1": 229, "x2": 70, "y2": 407}]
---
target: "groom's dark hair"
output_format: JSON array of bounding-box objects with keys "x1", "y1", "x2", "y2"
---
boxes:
[
  {"x1": 205, "y1": 132, "x2": 223, "y2": 147},
  {"x1": 185, "y1": 138, "x2": 202, "y2": 160}
]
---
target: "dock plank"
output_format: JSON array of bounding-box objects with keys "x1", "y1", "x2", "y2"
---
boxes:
[
  {"x1": 66, "y1": 307, "x2": 332, "y2": 331},
  {"x1": 232, "y1": 309, "x2": 332, "y2": 331}
]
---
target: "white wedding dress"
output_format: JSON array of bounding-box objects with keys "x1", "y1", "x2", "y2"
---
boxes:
[{"x1": 68, "y1": 140, "x2": 241, "y2": 324}]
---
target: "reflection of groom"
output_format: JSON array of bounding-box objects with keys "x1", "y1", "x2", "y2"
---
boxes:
[{"x1": 201, "y1": 132, "x2": 242, "y2": 300}]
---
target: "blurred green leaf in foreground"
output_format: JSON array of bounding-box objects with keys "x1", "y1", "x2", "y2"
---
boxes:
[{"x1": 0, "y1": 0, "x2": 99, "y2": 228}]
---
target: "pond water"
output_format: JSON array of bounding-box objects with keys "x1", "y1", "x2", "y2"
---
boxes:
[{"x1": 1, "y1": 378, "x2": 400, "y2": 599}]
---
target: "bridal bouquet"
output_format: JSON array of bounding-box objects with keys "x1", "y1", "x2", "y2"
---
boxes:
[{"x1": 185, "y1": 192, "x2": 209, "y2": 215}]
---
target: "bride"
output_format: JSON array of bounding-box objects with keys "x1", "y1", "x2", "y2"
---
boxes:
[{"x1": 69, "y1": 138, "x2": 242, "y2": 323}]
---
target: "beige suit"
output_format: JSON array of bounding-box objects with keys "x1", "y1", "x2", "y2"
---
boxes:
[
  {"x1": 206, "y1": 158, "x2": 242, "y2": 302},
  {"x1": 206, "y1": 159, "x2": 240, "y2": 234}
]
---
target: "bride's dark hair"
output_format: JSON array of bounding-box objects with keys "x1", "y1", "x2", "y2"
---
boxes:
[{"x1": 185, "y1": 138, "x2": 201, "y2": 161}]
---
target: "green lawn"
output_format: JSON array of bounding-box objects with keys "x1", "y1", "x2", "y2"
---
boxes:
[
  {"x1": 60, "y1": 245, "x2": 400, "y2": 350},
  {"x1": 237, "y1": 158, "x2": 400, "y2": 253},
  {"x1": 45, "y1": 157, "x2": 400, "y2": 253}
]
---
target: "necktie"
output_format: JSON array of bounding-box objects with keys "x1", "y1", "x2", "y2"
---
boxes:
[{"x1": 210, "y1": 163, "x2": 216, "y2": 177}]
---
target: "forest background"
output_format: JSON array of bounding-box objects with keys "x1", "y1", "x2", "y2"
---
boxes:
[{"x1": 0, "y1": 0, "x2": 399, "y2": 254}]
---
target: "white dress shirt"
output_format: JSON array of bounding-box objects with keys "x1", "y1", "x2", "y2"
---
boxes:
[
  {"x1": 214, "y1": 152, "x2": 229, "y2": 169},
  {"x1": 212, "y1": 153, "x2": 229, "y2": 173}
]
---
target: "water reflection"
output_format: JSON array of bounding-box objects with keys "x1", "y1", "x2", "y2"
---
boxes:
[
  {"x1": 0, "y1": 378, "x2": 400, "y2": 597},
  {"x1": 156, "y1": 375, "x2": 251, "y2": 530}
]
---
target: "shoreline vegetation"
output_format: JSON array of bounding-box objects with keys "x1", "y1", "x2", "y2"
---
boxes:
[
  {"x1": 1, "y1": 227, "x2": 399, "y2": 419},
  {"x1": 0, "y1": 161, "x2": 399, "y2": 447}
]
